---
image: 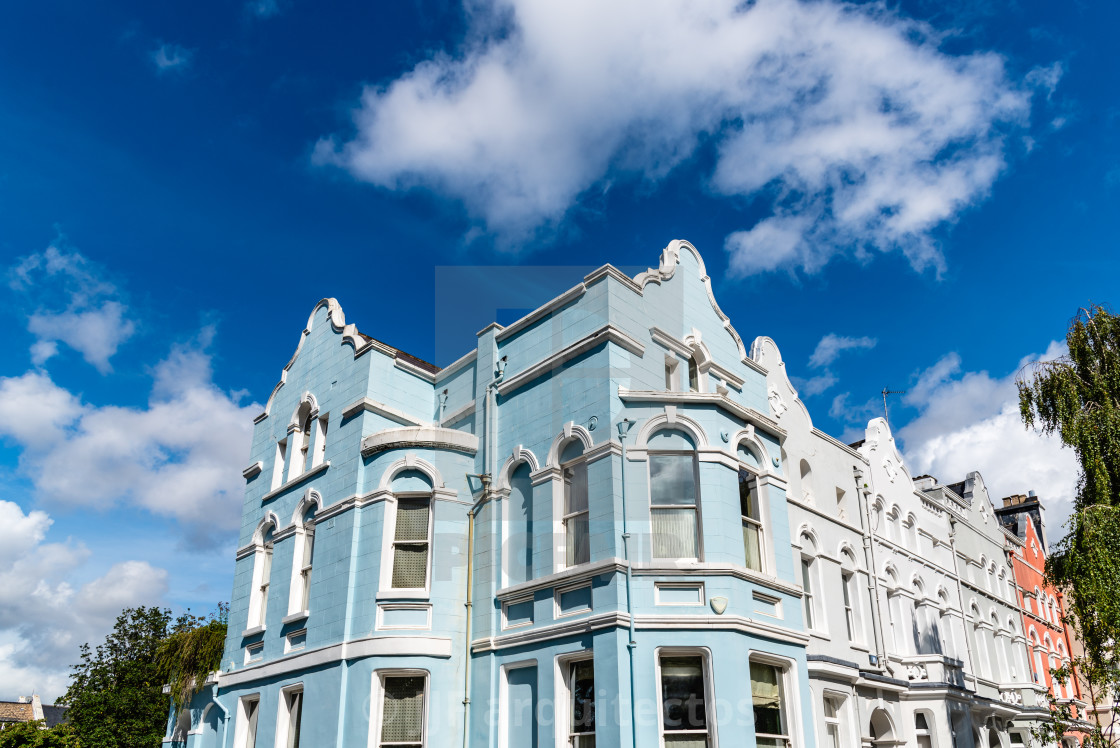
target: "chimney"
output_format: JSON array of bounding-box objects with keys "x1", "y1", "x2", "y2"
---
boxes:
[
  {"x1": 1028, "y1": 490, "x2": 1037, "y2": 498},
  {"x1": 31, "y1": 694, "x2": 45, "y2": 722}
]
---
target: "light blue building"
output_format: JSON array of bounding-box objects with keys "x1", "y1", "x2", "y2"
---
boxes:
[{"x1": 167, "y1": 240, "x2": 821, "y2": 748}]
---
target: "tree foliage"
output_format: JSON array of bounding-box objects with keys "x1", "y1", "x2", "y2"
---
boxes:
[
  {"x1": 57, "y1": 604, "x2": 226, "y2": 748},
  {"x1": 0, "y1": 721, "x2": 81, "y2": 748},
  {"x1": 154, "y1": 603, "x2": 228, "y2": 713},
  {"x1": 1019, "y1": 304, "x2": 1120, "y2": 748}
]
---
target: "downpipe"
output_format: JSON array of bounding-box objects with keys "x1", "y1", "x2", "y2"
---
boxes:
[{"x1": 618, "y1": 418, "x2": 638, "y2": 748}]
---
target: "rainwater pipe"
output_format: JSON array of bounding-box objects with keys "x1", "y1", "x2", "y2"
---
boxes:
[
  {"x1": 618, "y1": 417, "x2": 638, "y2": 748},
  {"x1": 461, "y1": 356, "x2": 505, "y2": 748},
  {"x1": 948, "y1": 517, "x2": 977, "y2": 687},
  {"x1": 856, "y1": 467, "x2": 888, "y2": 670}
]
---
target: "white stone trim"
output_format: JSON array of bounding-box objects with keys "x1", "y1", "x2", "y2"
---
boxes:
[
  {"x1": 495, "y1": 284, "x2": 586, "y2": 342},
  {"x1": 260, "y1": 461, "x2": 330, "y2": 503},
  {"x1": 618, "y1": 388, "x2": 785, "y2": 440},
  {"x1": 376, "y1": 454, "x2": 445, "y2": 491},
  {"x1": 340, "y1": 396, "x2": 428, "y2": 426},
  {"x1": 361, "y1": 426, "x2": 479, "y2": 456},
  {"x1": 495, "y1": 323, "x2": 645, "y2": 397}
]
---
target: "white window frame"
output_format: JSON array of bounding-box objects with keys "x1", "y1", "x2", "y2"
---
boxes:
[
  {"x1": 739, "y1": 469, "x2": 766, "y2": 573},
  {"x1": 647, "y1": 449, "x2": 703, "y2": 562},
  {"x1": 554, "y1": 582, "x2": 593, "y2": 619},
  {"x1": 285, "y1": 629, "x2": 308, "y2": 653},
  {"x1": 749, "y1": 651, "x2": 802, "y2": 748},
  {"x1": 245, "y1": 641, "x2": 264, "y2": 665},
  {"x1": 287, "y1": 520, "x2": 315, "y2": 617},
  {"x1": 248, "y1": 539, "x2": 274, "y2": 629},
  {"x1": 502, "y1": 595, "x2": 535, "y2": 630},
  {"x1": 654, "y1": 646, "x2": 718, "y2": 748},
  {"x1": 821, "y1": 691, "x2": 848, "y2": 748},
  {"x1": 274, "y1": 684, "x2": 304, "y2": 748},
  {"x1": 800, "y1": 552, "x2": 823, "y2": 634},
  {"x1": 655, "y1": 582, "x2": 705, "y2": 607},
  {"x1": 272, "y1": 438, "x2": 288, "y2": 490},
  {"x1": 499, "y1": 660, "x2": 538, "y2": 748},
  {"x1": 234, "y1": 694, "x2": 261, "y2": 748},
  {"x1": 378, "y1": 492, "x2": 435, "y2": 599},
  {"x1": 561, "y1": 455, "x2": 591, "y2": 569},
  {"x1": 555, "y1": 651, "x2": 595, "y2": 748},
  {"x1": 311, "y1": 415, "x2": 328, "y2": 469},
  {"x1": 377, "y1": 603, "x2": 433, "y2": 631},
  {"x1": 369, "y1": 669, "x2": 429, "y2": 748},
  {"x1": 841, "y1": 570, "x2": 857, "y2": 643}
]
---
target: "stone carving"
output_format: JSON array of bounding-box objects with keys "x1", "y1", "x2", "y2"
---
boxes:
[
  {"x1": 906, "y1": 664, "x2": 928, "y2": 681},
  {"x1": 768, "y1": 385, "x2": 788, "y2": 419},
  {"x1": 882, "y1": 457, "x2": 899, "y2": 483}
]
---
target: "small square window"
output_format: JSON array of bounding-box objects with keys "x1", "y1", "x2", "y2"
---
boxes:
[
  {"x1": 503, "y1": 598, "x2": 534, "y2": 629},
  {"x1": 245, "y1": 642, "x2": 264, "y2": 664},
  {"x1": 286, "y1": 629, "x2": 307, "y2": 653}
]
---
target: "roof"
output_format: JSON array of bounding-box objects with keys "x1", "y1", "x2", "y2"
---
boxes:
[
  {"x1": 0, "y1": 701, "x2": 33, "y2": 722},
  {"x1": 42, "y1": 705, "x2": 68, "y2": 728}
]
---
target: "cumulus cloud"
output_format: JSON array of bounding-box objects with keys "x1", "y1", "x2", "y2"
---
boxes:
[
  {"x1": 152, "y1": 43, "x2": 192, "y2": 73},
  {"x1": 809, "y1": 334, "x2": 878, "y2": 369},
  {"x1": 317, "y1": 0, "x2": 1052, "y2": 272},
  {"x1": 0, "y1": 501, "x2": 168, "y2": 701},
  {"x1": 897, "y1": 342, "x2": 1077, "y2": 545},
  {"x1": 9, "y1": 244, "x2": 135, "y2": 373},
  {"x1": 0, "y1": 333, "x2": 259, "y2": 544},
  {"x1": 793, "y1": 332, "x2": 877, "y2": 397}
]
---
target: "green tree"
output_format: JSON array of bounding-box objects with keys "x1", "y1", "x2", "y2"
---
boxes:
[
  {"x1": 59, "y1": 606, "x2": 192, "y2": 748},
  {"x1": 1019, "y1": 304, "x2": 1120, "y2": 748},
  {"x1": 0, "y1": 721, "x2": 82, "y2": 748},
  {"x1": 155, "y1": 602, "x2": 228, "y2": 713}
]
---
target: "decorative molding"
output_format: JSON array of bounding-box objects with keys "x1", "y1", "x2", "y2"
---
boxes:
[
  {"x1": 218, "y1": 635, "x2": 453, "y2": 687},
  {"x1": 618, "y1": 389, "x2": 786, "y2": 440},
  {"x1": 376, "y1": 453, "x2": 446, "y2": 491},
  {"x1": 440, "y1": 400, "x2": 475, "y2": 427},
  {"x1": 496, "y1": 324, "x2": 645, "y2": 397},
  {"x1": 472, "y1": 612, "x2": 627, "y2": 653},
  {"x1": 260, "y1": 461, "x2": 330, "y2": 503},
  {"x1": 434, "y1": 349, "x2": 477, "y2": 384},
  {"x1": 649, "y1": 327, "x2": 745, "y2": 389},
  {"x1": 495, "y1": 446, "x2": 543, "y2": 492},
  {"x1": 361, "y1": 427, "x2": 479, "y2": 457},
  {"x1": 496, "y1": 558, "x2": 628, "y2": 601},
  {"x1": 545, "y1": 422, "x2": 595, "y2": 467},
  {"x1": 495, "y1": 285, "x2": 586, "y2": 342},
  {"x1": 634, "y1": 613, "x2": 810, "y2": 646},
  {"x1": 340, "y1": 397, "x2": 428, "y2": 426},
  {"x1": 242, "y1": 462, "x2": 262, "y2": 480},
  {"x1": 630, "y1": 562, "x2": 803, "y2": 598},
  {"x1": 394, "y1": 356, "x2": 437, "y2": 383}
]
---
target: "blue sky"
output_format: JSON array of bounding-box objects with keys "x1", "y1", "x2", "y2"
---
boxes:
[{"x1": 0, "y1": 0, "x2": 1116, "y2": 698}]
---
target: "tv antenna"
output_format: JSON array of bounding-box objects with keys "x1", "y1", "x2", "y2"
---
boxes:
[{"x1": 881, "y1": 388, "x2": 906, "y2": 426}]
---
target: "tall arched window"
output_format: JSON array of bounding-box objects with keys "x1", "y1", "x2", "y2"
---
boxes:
[
  {"x1": 248, "y1": 522, "x2": 275, "y2": 629},
  {"x1": 288, "y1": 499, "x2": 318, "y2": 616},
  {"x1": 687, "y1": 355, "x2": 700, "y2": 392},
  {"x1": 938, "y1": 591, "x2": 954, "y2": 657},
  {"x1": 800, "y1": 532, "x2": 821, "y2": 632},
  {"x1": 1030, "y1": 631, "x2": 1044, "y2": 684},
  {"x1": 506, "y1": 463, "x2": 535, "y2": 584},
  {"x1": 972, "y1": 606, "x2": 992, "y2": 680},
  {"x1": 740, "y1": 468, "x2": 764, "y2": 572},
  {"x1": 560, "y1": 440, "x2": 590, "y2": 568},
  {"x1": 648, "y1": 430, "x2": 701, "y2": 561},
  {"x1": 799, "y1": 460, "x2": 814, "y2": 503}
]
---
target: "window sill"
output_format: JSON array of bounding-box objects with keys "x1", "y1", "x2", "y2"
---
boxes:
[
  {"x1": 261, "y1": 461, "x2": 330, "y2": 503},
  {"x1": 377, "y1": 589, "x2": 431, "y2": 601},
  {"x1": 282, "y1": 611, "x2": 309, "y2": 625},
  {"x1": 809, "y1": 630, "x2": 831, "y2": 642},
  {"x1": 241, "y1": 625, "x2": 266, "y2": 638}
]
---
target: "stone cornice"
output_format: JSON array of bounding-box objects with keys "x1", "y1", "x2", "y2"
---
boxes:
[
  {"x1": 360, "y1": 426, "x2": 479, "y2": 456},
  {"x1": 496, "y1": 324, "x2": 645, "y2": 397}
]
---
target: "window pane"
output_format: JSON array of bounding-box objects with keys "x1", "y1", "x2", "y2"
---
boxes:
[
  {"x1": 827, "y1": 723, "x2": 841, "y2": 748},
  {"x1": 381, "y1": 676, "x2": 425, "y2": 743},
  {"x1": 287, "y1": 691, "x2": 303, "y2": 748},
  {"x1": 571, "y1": 660, "x2": 596, "y2": 734},
  {"x1": 751, "y1": 662, "x2": 784, "y2": 735},
  {"x1": 650, "y1": 455, "x2": 697, "y2": 506},
  {"x1": 394, "y1": 499, "x2": 430, "y2": 541},
  {"x1": 665, "y1": 737, "x2": 708, "y2": 748},
  {"x1": 245, "y1": 700, "x2": 259, "y2": 748},
  {"x1": 566, "y1": 464, "x2": 589, "y2": 514},
  {"x1": 743, "y1": 521, "x2": 762, "y2": 571},
  {"x1": 739, "y1": 472, "x2": 759, "y2": 520},
  {"x1": 660, "y1": 656, "x2": 707, "y2": 731},
  {"x1": 652, "y1": 508, "x2": 698, "y2": 559},
  {"x1": 392, "y1": 544, "x2": 429, "y2": 588},
  {"x1": 823, "y1": 696, "x2": 838, "y2": 719},
  {"x1": 566, "y1": 515, "x2": 590, "y2": 566}
]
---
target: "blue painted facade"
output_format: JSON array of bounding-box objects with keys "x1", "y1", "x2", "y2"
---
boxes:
[{"x1": 166, "y1": 241, "x2": 818, "y2": 748}]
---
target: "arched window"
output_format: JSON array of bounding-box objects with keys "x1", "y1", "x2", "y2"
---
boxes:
[
  {"x1": 687, "y1": 355, "x2": 700, "y2": 392},
  {"x1": 915, "y1": 712, "x2": 934, "y2": 748},
  {"x1": 387, "y1": 470, "x2": 436, "y2": 592},
  {"x1": 288, "y1": 499, "x2": 318, "y2": 616},
  {"x1": 887, "y1": 507, "x2": 901, "y2": 544},
  {"x1": 840, "y1": 549, "x2": 861, "y2": 644},
  {"x1": 800, "y1": 532, "x2": 821, "y2": 631},
  {"x1": 172, "y1": 708, "x2": 191, "y2": 741},
  {"x1": 274, "y1": 396, "x2": 327, "y2": 488},
  {"x1": 938, "y1": 590, "x2": 954, "y2": 657},
  {"x1": 972, "y1": 606, "x2": 992, "y2": 680},
  {"x1": 799, "y1": 460, "x2": 814, "y2": 503},
  {"x1": 1030, "y1": 631, "x2": 1044, "y2": 684},
  {"x1": 740, "y1": 467, "x2": 764, "y2": 572},
  {"x1": 561, "y1": 440, "x2": 590, "y2": 568},
  {"x1": 648, "y1": 430, "x2": 701, "y2": 561},
  {"x1": 248, "y1": 522, "x2": 275, "y2": 629}
]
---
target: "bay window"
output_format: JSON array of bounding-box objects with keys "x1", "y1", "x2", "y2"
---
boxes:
[
  {"x1": 376, "y1": 672, "x2": 427, "y2": 748},
  {"x1": 659, "y1": 652, "x2": 712, "y2": 746}
]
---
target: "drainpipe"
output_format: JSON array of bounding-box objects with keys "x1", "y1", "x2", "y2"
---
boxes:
[
  {"x1": 856, "y1": 467, "x2": 888, "y2": 670},
  {"x1": 211, "y1": 691, "x2": 231, "y2": 748},
  {"x1": 948, "y1": 517, "x2": 977, "y2": 687},
  {"x1": 462, "y1": 474, "x2": 492, "y2": 748},
  {"x1": 618, "y1": 418, "x2": 638, "y2": 748},
  {"x1": 462, "y1": 357, "x2": 505, "y2": 748}
]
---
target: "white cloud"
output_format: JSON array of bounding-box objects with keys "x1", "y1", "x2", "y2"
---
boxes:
[
  {"x1": 0, "y1": 501, "x2": 168, "y2": 701},
  {"x1": 152, "y1": 43, "x2": 192, "y2": 73},
  {"x1": 898, "y1": 342, "x2": 1077, "y2": 545},
  {"x1": 9, "y1": 245, "x2": 135, "y2": 373},
  {"x1": 809, "y1": 334, "x2": 878, "y2": 369},
  {"x1": 317, "y1": 0, "x2": 1051, "y2": 273},
  {"x1": 0, "y1": 334, "x2": 258, "y2": 543},
  {"x1": 795, "y1": 372, "x2": 838, "y2": 397}
]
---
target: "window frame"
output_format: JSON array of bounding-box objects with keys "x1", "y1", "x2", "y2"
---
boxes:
[
  {"x1": 275, "y1": 684, "x2": 304, "y2": 748},
  {"x1": 555, "y1": 651, "x2": 596, "y2": 748},
  {"x1": 235, "y1": 694, "x2": 261, "y2": 748},
  {"x1": 748, "y1": 652, "x2": 800, "y2": 748},
  {"x1": 370, "y1": 669, "x2": 430, "y2": 748},
  {"x1": 739, "y1": 469, "x2": 765, "y2": 573},
  {"x1": 380, "y1": 492, "x2": 435, "y2": 598},
  {"x1": 821, "y1": 692, "x2": 848, "y2": 748},
  {"x1": 561, "y1": 454, "x2": 591, "y2": 569},
  {"x1": 655, "y1": 646, "x2": 718, "y2": 748},
  {"x1": 841, "y1": 570, "x2": 856, "y2": 642},
  {"x1": 647, "y1": 449, "x2": 704, "y2": 562}
]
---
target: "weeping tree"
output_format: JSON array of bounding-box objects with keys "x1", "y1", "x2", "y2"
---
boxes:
[
  {"x1": 155, "y1": 603, "x2": 229, "y2": 714},
  {"x1": 1019, "y1": 304, "x2": 1120, "y2": 748}
]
